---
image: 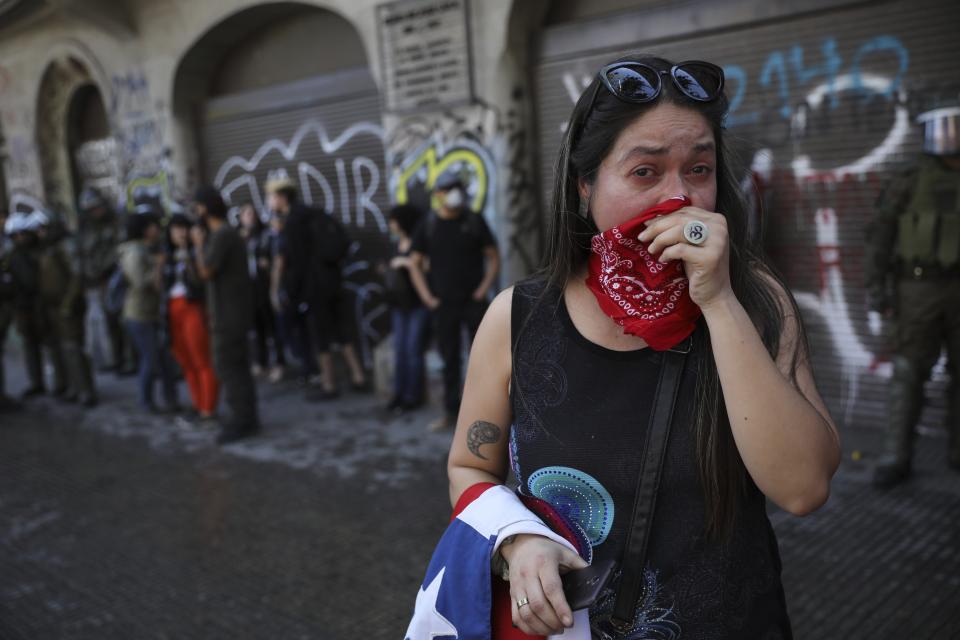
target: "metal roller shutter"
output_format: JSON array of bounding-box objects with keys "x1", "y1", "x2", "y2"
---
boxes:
[
  {"x1": 201, "y1": 69, "x2": 391, "y2": 364},
  {"x1": 533, "y1": 0, "x2": 960, "y2": 430}
]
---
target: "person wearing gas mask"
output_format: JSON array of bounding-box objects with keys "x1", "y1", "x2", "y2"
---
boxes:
[
  {"x1": 408, "y1": 170, "x2": 500, "y2": 432},
  {"x1": 867, "y1": 103, "x2": 960, "y2": 488}
]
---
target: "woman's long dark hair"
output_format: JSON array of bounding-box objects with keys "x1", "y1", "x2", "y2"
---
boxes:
[
  {"x1": 529, "y1": 55, "x2": 811, "y2": 539},
  {"x1": 165, "y1": 213, "x2": 193, "y2": 254}
]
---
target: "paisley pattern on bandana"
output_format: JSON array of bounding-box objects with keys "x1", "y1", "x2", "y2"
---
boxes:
[
  {"x1": 586, "y1": 196, "x2": 703, "y2": 351},
  {"x1": 591, "y1": 231, "x2": 690, "y2": 320}
]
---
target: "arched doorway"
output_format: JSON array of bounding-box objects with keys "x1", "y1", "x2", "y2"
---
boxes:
[
  {"x1": 173, "y1": 2, "x2": 390, "y2": 364},
  {"x1": 35, "y1": 57, "x2": 115, "y2": 226},
  {"x1": 68, "y1": 83, "x2": 118, "y2": 211}
]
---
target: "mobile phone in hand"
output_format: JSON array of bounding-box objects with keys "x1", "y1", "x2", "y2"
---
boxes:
[{"x1": 561, "y1": 558, "x2": 617, "y2": 611}]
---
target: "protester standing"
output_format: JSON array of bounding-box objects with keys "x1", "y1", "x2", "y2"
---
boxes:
[
  {"x1": 238, "y1": 203, "x2": 286, "y2": 380},
  {"x1": 266, "y1": 176, "x2": 368, "y2": 400},
  {"x1": 412, "y1": 55, "x2": 839, "y2": 638},
  {"x1": 119, "y1": 210, "x2": 177, "y2": 413},
  {"x1": 267, "y1": 208, "x2": 306, "y2": 383},
  {"x1": 266, "y1": 181, "x2": 317, "y2": 385},
  {"x1": 384, "y1": 204, "x2": 428, "y2": 413},
  {"x1": 192, "y1": 186, "x2": 260, "y2": 444},
  {"x1": 408, "y1": 171, "x2": 500, "y2": 431},
  {"x1": 164, "y1": 213, "x2": 218, "y2": 423}
]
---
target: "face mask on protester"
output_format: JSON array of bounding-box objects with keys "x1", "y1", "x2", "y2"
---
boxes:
[
  {"x1": 584, "y1": 195, "x2": 702, "y2": 351},
  {"x1": 443, "y1": 189, "x2": 465, "y2": 209}
]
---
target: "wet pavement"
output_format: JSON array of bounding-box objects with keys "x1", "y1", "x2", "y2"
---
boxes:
[{"x1": 1, "y1": 351, "x2": 958, "y2": 639}]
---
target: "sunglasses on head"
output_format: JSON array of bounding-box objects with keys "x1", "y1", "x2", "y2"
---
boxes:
[
  {"x1": 579, "y1": 60, "x2": 725, "y2": 130},
  {"x1": 603, "y1": 60, "x2": 724, "y2": 103}
]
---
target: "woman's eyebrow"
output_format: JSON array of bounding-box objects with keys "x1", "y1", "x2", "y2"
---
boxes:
[
  {"x1": 620, "y1": 140, "x2": 716, "y2": 164},
  {"x1": 619, "y1": 145, "x2": 669, "y2": 163}
]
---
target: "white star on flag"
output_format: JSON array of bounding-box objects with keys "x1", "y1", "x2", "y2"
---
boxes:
[{"x1": 405, "y1": 567, "x2": 458, "y2": 639}]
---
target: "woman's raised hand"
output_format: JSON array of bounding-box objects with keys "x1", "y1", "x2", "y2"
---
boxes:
[{"x1": 637, "y1": 206, "x2": 734, "y2": 311}]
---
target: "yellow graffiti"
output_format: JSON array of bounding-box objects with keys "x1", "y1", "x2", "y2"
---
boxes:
[
  {"x1": 125, "y1": 171, "x2": 171, "y2": 212},
  {"x1": 394, "y1": 146, "x2": 488, "y2": 212}
]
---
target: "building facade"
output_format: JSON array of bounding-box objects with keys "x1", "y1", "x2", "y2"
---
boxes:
[{"x1": 1, "y1": 0, "x2": 957, "y2": 429}]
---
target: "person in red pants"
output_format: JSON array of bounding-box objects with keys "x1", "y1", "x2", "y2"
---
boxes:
[{"x1": 164, "y1": 214, "x2": 218, "y2": 424}]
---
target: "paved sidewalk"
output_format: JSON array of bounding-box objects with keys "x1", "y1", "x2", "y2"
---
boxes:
[{"x1": 0, "y1": 355, "x2": 958, "y2": 639}]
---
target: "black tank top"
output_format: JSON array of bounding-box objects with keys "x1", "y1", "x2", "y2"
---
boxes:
[{"x1": 509, "y1": 277, "x2": 793, "y2": 639}]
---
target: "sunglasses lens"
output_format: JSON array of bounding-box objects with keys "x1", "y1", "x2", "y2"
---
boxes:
[
  {"x1": 673, "y1": 63, "x2": 723, "y2": 101},
  {"x1": 605, "y1": 65, "x2": 660, "y2": 101}
]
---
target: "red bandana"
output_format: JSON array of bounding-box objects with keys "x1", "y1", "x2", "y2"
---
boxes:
[{"x1": 585, "y1": 195, "x2": 702, "y2": 351}]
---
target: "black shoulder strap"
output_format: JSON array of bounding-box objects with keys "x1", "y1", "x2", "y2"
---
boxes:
[{"x1": 611, "y1": 335, "x2": 692, "y2": 627}]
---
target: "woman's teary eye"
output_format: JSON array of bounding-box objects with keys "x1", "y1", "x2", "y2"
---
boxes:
[
  {"x1": 632, "y1": 167, "x2": 654, "y2": 178},
  {"x1": 691, "y1": 165, "x2": 713, "y2": 176}
]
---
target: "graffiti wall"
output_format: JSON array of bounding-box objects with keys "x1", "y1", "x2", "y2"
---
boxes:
[
  {"x1": 109, "y1": 68, "x2": 183, "y2": 214},
  {"x1": 388, "y1": 102, "x2": 498, "y2": 232},
  {"x1": 387, "y1": 87, "x2": 542, "y2": 280},
  {"x1": 203, "y1": 91, "x2": 393, "y2": 366},
  {"x1": 1, "y1": 55, "x2": 45, "y2": 216},
  {"x1": 534, "y1": 0, "x2": 960, "y2": 428},
  {"x1": 4, "y1": 54, "x2": 175, "y2": 221}
]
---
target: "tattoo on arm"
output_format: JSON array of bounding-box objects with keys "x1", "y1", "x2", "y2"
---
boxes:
[{"x1": 466, "y1": 421, "x2": 501, "y2": 460}]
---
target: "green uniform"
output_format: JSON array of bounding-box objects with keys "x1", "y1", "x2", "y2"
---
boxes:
[
  {"x1": 40, "y1": 232, "x2": 96, "y2": 403},
  {"x1": 10, "y1": 237, "x2": 64, "y2": 394},
  {"x1": 78, "y1": 209, "x2": 130, "y2": 372},
  {"x1": 0, "y1": 234, "x2": 17, "y2": 403},
  {"x1": 866, "y1": 156, "x2": 960, "y2": 481}
]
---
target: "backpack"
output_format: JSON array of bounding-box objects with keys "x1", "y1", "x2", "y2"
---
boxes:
[
  {"x1": 309, "y1": 209, "x2": 350, "y2": 266},
  {"x1": 104, "y1": 264, "x2": 127, "y2": 315}
]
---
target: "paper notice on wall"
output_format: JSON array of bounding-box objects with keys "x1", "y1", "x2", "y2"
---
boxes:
[{"x1": 377, "y1": 0, "x2": 473, "y2": 112}]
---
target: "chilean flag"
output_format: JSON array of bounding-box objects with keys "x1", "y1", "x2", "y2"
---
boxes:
[{"x1": 404, "y1": 483, "x2": 591, "y2": 640}]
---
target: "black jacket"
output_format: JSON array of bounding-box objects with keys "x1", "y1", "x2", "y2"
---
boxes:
[{"x1": 280, "y1": 204, "x2": 349, "y2": 304}]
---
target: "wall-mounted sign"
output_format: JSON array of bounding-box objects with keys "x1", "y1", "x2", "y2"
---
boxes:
[{"x1": 377, "y1": 0, "x2": 474, "y2": 112}]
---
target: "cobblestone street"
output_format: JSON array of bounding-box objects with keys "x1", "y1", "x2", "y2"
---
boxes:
[{"x1": 1, "y1": 356, "x2": 959, "y2": 639}]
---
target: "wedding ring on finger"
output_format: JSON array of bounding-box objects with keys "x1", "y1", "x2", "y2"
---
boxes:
[
  {"x1": 683, "y1": 220, "x2": 709, "y2": 245},
  {"x1": 517, "y1": 596, "x2": 530, "y2": 608}
]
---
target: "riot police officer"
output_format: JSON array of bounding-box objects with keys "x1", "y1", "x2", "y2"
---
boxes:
[
  {"x1": 9, "y1": 211, "x2": 68, "y2": 397},
  {"x1": 37, "y1": 216, "x2": 97, "y2": 406},
  {"x1": 78, "y1": 187, "x2": 131, "y2": 375},
  {"x1": 867, "y1": 105, "x2": 960, "y2": 488},
  {"x1": 0, "y1": 209, "x2": 22, "y2": 411}
]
